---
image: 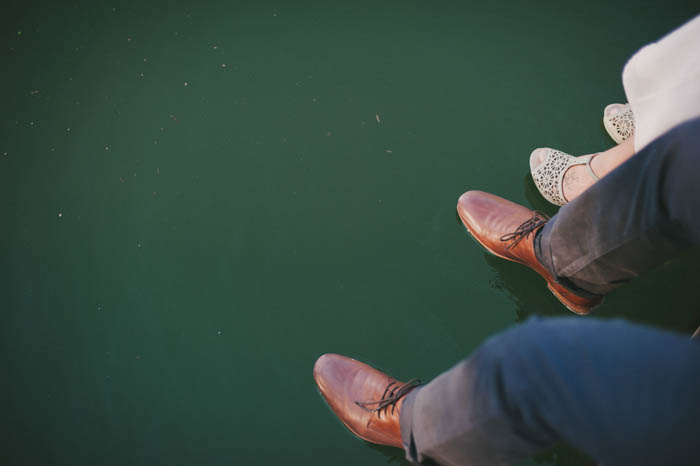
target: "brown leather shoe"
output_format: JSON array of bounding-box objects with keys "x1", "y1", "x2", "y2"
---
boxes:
[
  {"x1": 456, "y1": 190, "x2": 602, "y2": 315},
  {"x1": 313, "y1": 353, "x2": 420, "y2": 448}
]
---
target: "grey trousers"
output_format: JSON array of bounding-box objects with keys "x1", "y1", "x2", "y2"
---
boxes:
[
  {"x1": 537, "y1": 117, "x2": 700, "y2": 296},
  {"x1": 398, "y1": 119, "x2": 700, "y2": 465},
  {"x1": 399, "y1": 317, "x2": 700, "y2": 466}
]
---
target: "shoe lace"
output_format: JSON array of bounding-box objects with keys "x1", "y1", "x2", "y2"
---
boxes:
[
  {"x1": 499, "y1": 212, "x2": 549, "y2": 250},
  {"x1": 355, "y1": 379, "x2": 421, "y2": 419}
]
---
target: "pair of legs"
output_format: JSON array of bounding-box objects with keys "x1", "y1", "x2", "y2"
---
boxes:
[
  {"x1": 314, "y1": 117, "x2": 700, "y2": 465},
  {"x1": 534, "y1": 13, "x2": 700, "y2": 205}
]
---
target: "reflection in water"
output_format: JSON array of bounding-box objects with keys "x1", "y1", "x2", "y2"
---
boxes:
[{"x1": 483, "y1": 252, "x2": 569, "y2": 323}]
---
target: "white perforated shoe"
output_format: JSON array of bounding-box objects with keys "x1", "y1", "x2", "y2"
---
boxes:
[
  {"x1": 603, "y1": 103, "x2": 635, "y2": 144},
  {"x1": 530, "y1": 148, "x2": 599, "y2": 206}
]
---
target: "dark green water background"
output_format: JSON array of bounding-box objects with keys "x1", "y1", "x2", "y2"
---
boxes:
[{"x1": 2, "y1": 1, "x2": 698, "y2": 465}]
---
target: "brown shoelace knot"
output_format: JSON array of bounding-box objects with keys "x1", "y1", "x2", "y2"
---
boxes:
[
  {"x1": 355, "y1": 379, "x2": 421, "y2": 418},
  {"x1": 499, "y1": 212, "x2": 549, "y2": 250}
]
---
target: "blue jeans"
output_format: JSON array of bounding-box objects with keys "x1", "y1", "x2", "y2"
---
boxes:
[{"x1": 399, "y1": 119, "x2": 700, "y2": 465}]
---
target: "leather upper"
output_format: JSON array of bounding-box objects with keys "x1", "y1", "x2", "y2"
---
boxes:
[{"x1": 313, "y1": 353, "x2": 406, "y2": 447}]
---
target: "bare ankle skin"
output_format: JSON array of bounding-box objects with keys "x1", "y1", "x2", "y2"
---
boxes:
[{"x1": 563, "y1": 136, "x2": 636, "y2": 202}]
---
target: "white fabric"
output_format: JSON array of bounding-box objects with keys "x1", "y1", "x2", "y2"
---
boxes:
[{"x1": 622, "y1": 14, "x2": 700, "y2": 152}]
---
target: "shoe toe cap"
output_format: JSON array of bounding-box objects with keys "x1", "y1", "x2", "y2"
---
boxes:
[
  {"x1": 313, "y1": 353, "x2": 361, "y2": 400},
  {"x1": 457, "y1": 191, "x2": 537, "y2": 244},
  {"x1": 456, "y1": 190, "x2": 488, "y2": 218},
  {"x1": 457, "y1": 190, "x2": 506, "y2": 232},
  {"x1": 529, "y1": 148, "x2": 548, "y2": 172}
]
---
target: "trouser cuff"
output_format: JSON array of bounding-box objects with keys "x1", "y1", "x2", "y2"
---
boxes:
[
  {"x1": 399, "y1": 386, "x2": 422, "y2": 464},
  {"x1": 535, "y1": 223, "x2": 605, "y2": 300}
]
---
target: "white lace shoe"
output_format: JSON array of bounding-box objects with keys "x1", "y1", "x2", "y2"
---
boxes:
[
  {"x1": 603, "y1": 103, "x2": 635, "y2": 144},
  {"x1": 529, "y1": 148, "x2": 599, "y2": 206}
]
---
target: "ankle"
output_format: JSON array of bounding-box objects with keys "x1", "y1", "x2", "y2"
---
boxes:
[
  {"x1": 395, "y1": 385, "x2": 421, "y2": 443},
  {"x1": 533, "y1": 222, "x2": 553, "y2": 272},
  {"x1": 589, "y1": 153, "x2": 616, "y2": 178},
  {"x1": 589, "y1": 137, "x2": 637, "y2": 178}
]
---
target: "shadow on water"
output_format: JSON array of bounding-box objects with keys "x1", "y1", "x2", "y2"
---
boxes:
[
  {"x1": 365, "y1": 443, "x2": 414, "y2": 465},
  {"x1": 523, "y1": 174, "x2": 560, "y2": 219},
  {"x1": 365, "y1": 429, "x2": 596, "y2": 466},
  {"x1": 483, "y1": 235, "x2": 700, "y2": 334},
  {"x1": 596, "y1": 250, "x2": 700, "y2": 333},
  {"x1": 532, "y1": 445, "x2": 597, "y2": 466}
]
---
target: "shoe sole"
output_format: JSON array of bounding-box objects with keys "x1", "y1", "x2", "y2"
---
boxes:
[{"x1": 457, "y1": 208, "x2": 598, "y2": 315}]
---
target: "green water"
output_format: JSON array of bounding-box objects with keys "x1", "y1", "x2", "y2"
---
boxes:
[{"x1": 2, "y1": 1, "x2": 698, "y2": 465}]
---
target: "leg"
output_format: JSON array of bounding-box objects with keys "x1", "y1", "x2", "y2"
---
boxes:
[
  {"x1": 530, "y1": 136, "x2": 636, "y2": 203},
  {"x1": 400, "y1": 317, "x2": 700, "y2": 466},
  {"x1": 537, "y1": 117, "x2": 700, "y2": 295},
  {"x1": 586, "y1": 136, "x2": 636, "y2": 180}
]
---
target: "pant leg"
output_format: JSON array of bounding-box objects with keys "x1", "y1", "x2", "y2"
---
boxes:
[
  {"x1": 536, "y1": 116, "x2": 700, "y2": 295},
  {"x1": 399, "y1": 317, "x2": 700, "y2": 466}
]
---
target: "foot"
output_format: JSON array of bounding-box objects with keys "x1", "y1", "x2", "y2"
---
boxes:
[
  {"x1": 604, "y1": 103, "x2": 635, "y2": 144},
  {"x1": 456, "y1": 190, "x2": 602, "y2": 314},
  {"x1": 529, "y1": 149, "x2": 600, "y2": 203},
  {"x1": 313, "y1": 353, "x2": 420, "y2": 448}
]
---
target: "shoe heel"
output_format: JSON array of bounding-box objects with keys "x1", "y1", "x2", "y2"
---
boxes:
[{"x1": 546, "y1": 283, "x2": 599, "y2": 315}]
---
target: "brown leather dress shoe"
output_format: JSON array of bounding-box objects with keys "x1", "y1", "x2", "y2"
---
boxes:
[
  {"x1": 313, "y1": 353, "x2": 420, "y2": 448},
  {"x1": 456, "y1": 190, "x2": 602, "y2": 315}
]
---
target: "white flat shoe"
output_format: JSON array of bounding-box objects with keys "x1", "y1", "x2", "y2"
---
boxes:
[
  {"x1": 603, "y1": 103, "x2": 635, "y2": 144},
  {"x1": 530, "y1": 148, "x2": 599, "y2": 206}
]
